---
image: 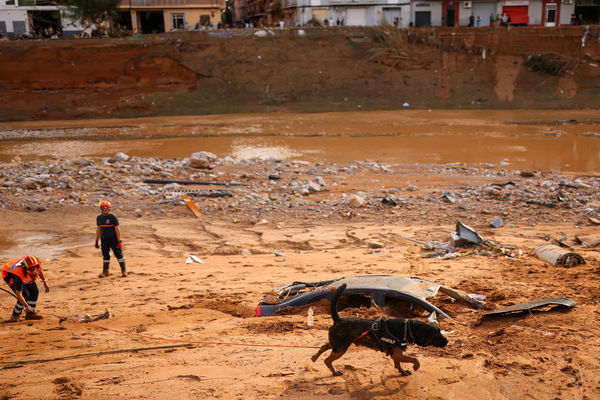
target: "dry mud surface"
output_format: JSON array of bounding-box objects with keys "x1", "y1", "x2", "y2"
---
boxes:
[{"x1": 1, "y1": 113, "x2": 600, "y2": 400}]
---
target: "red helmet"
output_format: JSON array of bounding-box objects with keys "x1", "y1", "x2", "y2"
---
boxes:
[
  {"x1": 23, "y1": 256, "x2": 41, "y2": 271},
  {"x1": 100, "y1": 200, "x2": 112, "y2": 210}
]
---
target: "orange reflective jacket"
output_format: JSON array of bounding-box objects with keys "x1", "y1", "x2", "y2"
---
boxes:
[{"x1": 2, "y1": 257, "x2": 38, "y2": 285}]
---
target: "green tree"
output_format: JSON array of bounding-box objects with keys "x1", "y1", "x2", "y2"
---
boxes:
[{"x1": 59, "y1": 0, "x2": 121, "y2": 28}]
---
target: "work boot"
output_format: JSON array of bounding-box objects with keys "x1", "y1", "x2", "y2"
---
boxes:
[
  {"x1": 7, "y1": 314, "x2": 19, "y2": 323},
  {"x1": 121, "y1": 271, "x2": 127, "y2": 277},
  {"x1": 25, "y1": 311, "x2": 43, "y2": 320},
  {"x1": 98, "y1": 270, "x2": 110, "y2": 278}
]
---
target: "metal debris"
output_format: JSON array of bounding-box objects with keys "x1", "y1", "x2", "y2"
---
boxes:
[
  {"x1": 535, "y1": 244, "x2": 586, "y2": 267},
  {"x1": 483, "y1": 297, "x2": 575, "y2": 317},
  {"x1": 441, "y1": 192, "x2": 456, "y2": 203},
  {"x1": 59, "y1": 310, "x2": 111, "y2": 324},
  {"x1": 185, "y1": 254, "x2": 203, "y2": 264},
  {"x1": 451, "y1": 221, "x2": 484, "y2": 245}
]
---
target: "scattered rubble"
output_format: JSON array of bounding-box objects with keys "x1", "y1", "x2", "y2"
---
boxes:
[{"x1": 0, "y1": 152, "x2": 599, "y2": 233}]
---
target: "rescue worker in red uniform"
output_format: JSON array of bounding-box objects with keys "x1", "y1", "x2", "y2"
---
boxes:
[
  {"x1": 95, "y1": 200, "x2": 127, "y2": 278},
  {"x1": 2, "y1": 256, "x2": 49, "y2": 322}
]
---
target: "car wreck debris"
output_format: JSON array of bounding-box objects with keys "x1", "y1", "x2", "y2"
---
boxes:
[
  {"x1": 403, "y1": 220, "x2": 522, "y2": 259},
  {"x1": 255, "y1": 276, "x2": 486, "y2": 319},
  {"x1": 59, "y1": 310, "x2": 111, "y2": 324},
  {"x1": 441, "y1": 192, "x2": 456, "y2": 203},
  {"x1": 451, "y1": 221, "x2": 484, "y2": 245},
  {"x1": 185, "y1": 254, "x2": 203, "y2": 264},
  {"x1": 483, "y1": 297, "x2": 575, "y2": 318},
  {"x1": 574, "y1": 236, "x2": 600, "y2": 248},
  {"x1": 535, "y1": 244, "x2": 586, "y2": 267}
]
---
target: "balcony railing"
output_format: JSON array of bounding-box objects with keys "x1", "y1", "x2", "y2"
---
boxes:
[
  {"x1": 281, "y1": 0, "x2": 379, "y2": 6},
  {"x1": 119, "y1": 0, "x2": 221, "y2": 6},
  {"x1": 14, "y1": 0, "x2": 58, "y2": 6}
]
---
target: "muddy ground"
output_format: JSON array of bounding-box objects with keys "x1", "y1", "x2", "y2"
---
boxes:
[
  {"x1": 1, "y1": 26, "x2": 600, "y2": 400},
  {"x1": 1, "y1": 112, "x2": 599, "y2": 399}
]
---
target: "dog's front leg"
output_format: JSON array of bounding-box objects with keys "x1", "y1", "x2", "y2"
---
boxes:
[
  {"x1": 391, "y1": 348, "x2": 420, "y2": 376},
  {"x1": 311, "y1": 343, "x2": 331, "y2": 362}
]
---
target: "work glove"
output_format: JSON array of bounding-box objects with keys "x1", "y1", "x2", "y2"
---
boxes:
[
  {"x1": 95, "y1": 240, "x2": 99, "y2": 249},
  {"x1": 117, "y1": 241, "x2": 123, "y2": 249}
]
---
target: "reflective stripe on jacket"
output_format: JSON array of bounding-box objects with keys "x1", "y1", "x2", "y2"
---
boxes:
[{"x1": 2, "y1": 257, "x2": 37, "y2": 285}]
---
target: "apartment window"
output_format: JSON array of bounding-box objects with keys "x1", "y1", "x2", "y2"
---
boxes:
[{"x1": 171, "y1": 13, "x2": 185, "y2": 30}]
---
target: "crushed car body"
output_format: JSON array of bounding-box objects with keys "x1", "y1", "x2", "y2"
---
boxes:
[
  {"x1": 255, "y1": 275, "x2": 485, "y2": 319},
  {"x1": 483, "y1": 297, "x2": 575, "y2": 318}
]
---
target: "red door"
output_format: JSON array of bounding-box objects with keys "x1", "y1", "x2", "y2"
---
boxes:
[
  {"x1": 542, "y1": 0, "x2": 561, "y2": 26},
  {"x1": 442, "y1": 2, "x2": 460, "y2": 27}
]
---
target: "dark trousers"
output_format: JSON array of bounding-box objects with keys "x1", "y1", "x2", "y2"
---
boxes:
[
  {"x1": 5, "y1": 279, "x2": 39, "y2": 316},
  {"x1": 101, "y1": 238, "x2": 126, "y2": 272}
]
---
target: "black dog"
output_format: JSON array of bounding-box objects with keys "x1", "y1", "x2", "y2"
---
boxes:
[{"x1": 311, "y1": 283, "x2": 448, "y2": 376}]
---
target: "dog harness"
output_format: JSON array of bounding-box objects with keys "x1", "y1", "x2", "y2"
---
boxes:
[{"x1": 366, "y1": 318, "x2": 414, "y2": 353}]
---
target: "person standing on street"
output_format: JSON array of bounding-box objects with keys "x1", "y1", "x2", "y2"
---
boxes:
[
  {"x1": 95, "y1": 200, "x2": 127, "y2": 278},
  {"x1": 2, "y1": 256, "x2": 49, "y2": 322}
]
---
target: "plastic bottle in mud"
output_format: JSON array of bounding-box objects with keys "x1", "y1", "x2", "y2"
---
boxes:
[{"x1": 307, "y1": 307, "x2": 314, "y2": 327}]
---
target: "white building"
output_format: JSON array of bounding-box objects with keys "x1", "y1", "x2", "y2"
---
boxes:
[
  {"x1": 281, "y1": 0, "x2": 412, "y2": 27},
  {"x1": 413, "y1": 0, "x2": 574, "y2": 28},
  {"x1": 276, "y1": 0, "x2": 575, "y2": 27},
  {"x1": 0, "y1": 0, "x2": 83, "y2": 38}
]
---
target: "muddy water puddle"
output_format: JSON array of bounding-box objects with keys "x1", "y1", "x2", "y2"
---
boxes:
[
  {"x1": 0, "y1": 231, "x2": 61, "y2": 259},
  {"x1": 1, "y1": 110, "x2": 598, "y2": 173}
]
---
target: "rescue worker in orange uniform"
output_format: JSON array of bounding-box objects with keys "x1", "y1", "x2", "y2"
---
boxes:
[
  {"x1": 95, "y1": 200, "x2": 127, "y2": 278},
  {"x1": 2, "y1": 256, "x2": 49, "y2": 322}
]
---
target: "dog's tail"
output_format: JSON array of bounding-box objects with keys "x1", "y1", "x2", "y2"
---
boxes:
[{"x1": 330, "y1": 283, "x2": 347, "y2": 322}]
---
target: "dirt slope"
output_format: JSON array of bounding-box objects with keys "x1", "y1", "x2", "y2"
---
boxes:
[{"x1": 1, "y1": 26, "x2": 599, "y2": 122}]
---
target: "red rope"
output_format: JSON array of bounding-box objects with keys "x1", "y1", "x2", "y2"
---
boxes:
[
  {"x1": 352, "y1": 330, "x2": 369, "y2": 343},
  {"x1": 0, "y1": 289, "x2": 322, "y2": 349},
  {"x1": 57, "y1": 315, "x2": 321, "y2": 349}
]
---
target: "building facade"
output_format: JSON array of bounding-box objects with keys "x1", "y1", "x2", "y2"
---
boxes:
[
  {"x1": 0, "y1": 0, "x2": 82, "y2": 38},
  {"x1": 239, "y1": 0, "x2": 579, "y2": 27},
  {"x1": 0, "y1": 0, "x2": 589, "y2": 39},
  {"x1": 118, "y1": 0, "x2": 226, "y2": 34},
  {"x1": 0, "y1": 0, "x2": 226, "y2": 38}
]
